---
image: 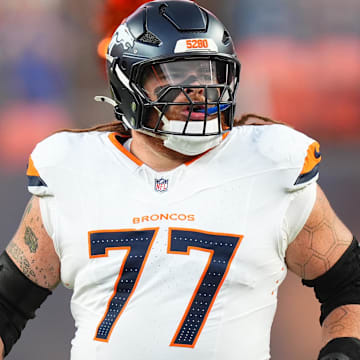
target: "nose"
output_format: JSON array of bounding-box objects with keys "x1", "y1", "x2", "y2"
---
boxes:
[
  {"x1": 185, "y1": 87, "x2": 204, "y2": 96},
  {"x1": 182, "y1": 74, "x2": 204, "y2": 96}
]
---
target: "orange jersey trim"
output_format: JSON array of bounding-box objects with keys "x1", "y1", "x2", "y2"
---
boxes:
[
  {"x1": 26, "y1": 156, "x2": 40, "y2": 177},
  {"x1": 109, "y1": 131, "x2": 229, "y2": 168},
  {"x1": 108, "y1": 132, "x2": 143, "y2": 167},
  {"x1": 184, "y1": 149, "x2": 211, "y2": 166},
  {"x1": 222, "y1": 132, "x2": 230, "y2": 141},
  {"x1": 300, "y1": 141, "x2": 321, "y2": 175}
]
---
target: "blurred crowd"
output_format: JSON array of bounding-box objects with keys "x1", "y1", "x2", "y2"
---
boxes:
[
  {"x1": 0, "y1": 0, "x2": 102, "y2": 171},
  {"x1": 232, "y1": 0, "x2": 360, "y2": 139}
]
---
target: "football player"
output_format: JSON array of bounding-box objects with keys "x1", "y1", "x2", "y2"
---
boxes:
[{"x1": 0, "y1": 1, "x2": 359, "y2": 359}]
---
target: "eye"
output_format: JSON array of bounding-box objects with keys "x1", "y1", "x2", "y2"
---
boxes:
[
  {"x1": 158, "y1": 88, "x2": 182, "y2": 103},
  {"x1": 154, "y1": 85, "x2": 167, "y2": 98}
]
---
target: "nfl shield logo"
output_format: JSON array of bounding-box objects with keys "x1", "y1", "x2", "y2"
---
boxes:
[{"x1": 155, "y1": 178, "x2": 168, "y2": 192}]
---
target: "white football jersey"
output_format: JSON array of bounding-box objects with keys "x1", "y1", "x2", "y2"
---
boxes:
[{"x1": 27, "y1": 124, "x2": 321, "y2": 360}]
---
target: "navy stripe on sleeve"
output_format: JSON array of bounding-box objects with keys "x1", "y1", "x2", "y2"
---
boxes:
[
  {"x1": 294, "y1": 164, "x2": 319, "y2": 185},
  {"x1": 27, "y1": 175, "x2": 48, "y2": 187}
]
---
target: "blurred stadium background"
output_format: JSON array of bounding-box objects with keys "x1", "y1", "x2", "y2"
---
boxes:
[{"x1": 0, "y1": 0, "x2": 359, "y2": 358}]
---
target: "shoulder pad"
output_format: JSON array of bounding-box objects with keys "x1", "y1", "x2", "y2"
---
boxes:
[
  {"x1": 252, "y1": 125, "x2": 321, "y2": 190},
  {"x1": 26, "y1": 132, "x2": 87, "y2": 196}
]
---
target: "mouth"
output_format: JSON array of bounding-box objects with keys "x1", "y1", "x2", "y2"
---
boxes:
[{"x1": 181, "y1": 105, "x2": 217, "y2": 120}]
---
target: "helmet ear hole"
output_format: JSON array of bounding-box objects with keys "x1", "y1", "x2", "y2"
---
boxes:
[{"x1": 120, "y1": 61, "x2": 127, "y2": 72}]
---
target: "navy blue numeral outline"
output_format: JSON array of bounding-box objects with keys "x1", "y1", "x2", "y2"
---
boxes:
[
  {"x1": 88, "y1": 228, "x2": 159, "y2": 342},
  {"x1": 167, "y1": 228, "x2": 243, "y2": 348},
  {"x1": 88, "y1": 227, "x2": 243, "y2": 347}
]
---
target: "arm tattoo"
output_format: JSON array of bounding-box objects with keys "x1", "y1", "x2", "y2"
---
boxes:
[
  {"x1": 288, "y1": 189, "x2": 350, "y2": 279},
  {"x1": 24, "y1": 226, "x2": 39, "y2": 253},
  {"x1": 6, "y1": 242, "x2": 57, "y2": 288},
  {"x1": 324, "y1": 306, "x2": 360, "y2": 335},
  {"x1": 6, "y1": 242, "x2": 37, "y2": 282}
]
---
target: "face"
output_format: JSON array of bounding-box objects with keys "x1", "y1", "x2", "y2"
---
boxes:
[
  {"x1": 140, "y1": 59, "x2": 226, "y2": 129},
  {"x1": 144, "y1": 73, "x2": 217, "y2": 122},
  {"x1": 131, "y1": 59, "x2": 238, "y2": 160}
]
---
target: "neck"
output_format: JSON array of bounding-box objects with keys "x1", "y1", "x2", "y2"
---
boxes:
[{"x1": 130, "y1": 130, "x2": 196, "y2": 172}]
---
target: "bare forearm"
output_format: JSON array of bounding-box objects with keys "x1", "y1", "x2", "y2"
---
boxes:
[
  {"x1": 286, "y1": 186, "x2": 360, "y2": 357},
  {"x1": 5, "y1": 196, "x2": 60, "y2": 290},
  {"x1": 322, "y1": 305, "x2": 360, "y2": 345},
  {"x1": 0, "y1": 196, "x2": 59, "y2": 357}
]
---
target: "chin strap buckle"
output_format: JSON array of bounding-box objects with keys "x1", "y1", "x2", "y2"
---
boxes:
[{"x1": 94, "y1": 95, "x2": 117, "y2": 107}]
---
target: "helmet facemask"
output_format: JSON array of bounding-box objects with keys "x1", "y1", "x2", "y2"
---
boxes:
[{"x1": 133, "y1": 57, "x2": 239, "y2": 138}]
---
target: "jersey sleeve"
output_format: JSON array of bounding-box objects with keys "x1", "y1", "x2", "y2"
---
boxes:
[
  {"x1": 266, "y1": 126, "x2": 321, "y2": 253},
  {"x1": 275, "y1": 125, "x2": 322, "y2": 192},
  {"x1": 26, "y1": 132, "x2": 75, "y2": 197},
  {"x1": 254, "y1": 124, "x2": 322, "y2": 191}
]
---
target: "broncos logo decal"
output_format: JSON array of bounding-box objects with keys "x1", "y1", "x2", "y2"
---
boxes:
[{"x1": 108, "y1": 24, "x2": 135, "y2": 53}]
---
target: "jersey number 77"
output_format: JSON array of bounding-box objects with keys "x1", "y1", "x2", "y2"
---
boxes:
[{"x1": 88, "y1": 227, "x2": 243, "y2": 348}]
